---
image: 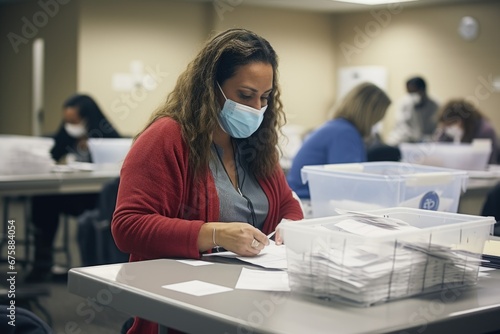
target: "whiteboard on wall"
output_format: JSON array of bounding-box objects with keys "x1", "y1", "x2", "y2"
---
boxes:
[{"x1": 337, "y1": 66, "x2": 388, "y2": 100}]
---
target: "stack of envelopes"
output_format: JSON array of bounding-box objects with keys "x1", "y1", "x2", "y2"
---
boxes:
[{"x1": 287, "y1": 213, "x2": 482, "y2": 307}]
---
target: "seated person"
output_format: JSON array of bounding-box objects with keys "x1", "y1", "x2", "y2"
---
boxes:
[
  {"x1": 386, "y1": 76, "x2": 439, "y2": 145},
  {"x1": 434, "y1": 99, "x2": 498, "y2": 164},
  {"x1": 287, "y1": 82, "x2": 391, "y2": 199},
  {"x1": 111, "y1": 29, "x2": 303, "y2": 334},
  {"x1": 26, "y1": 94, "x2": 121, "y2": 283}
]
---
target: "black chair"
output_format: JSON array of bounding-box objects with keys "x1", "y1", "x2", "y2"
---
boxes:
[
  {"x1": 367, "y1": 144, "x2": 402, "y2": 162},
  {"x1": 77, "y1": 177, "x2": 128, "y2": 266},
  {"x1": 481, "y1": 182, "x2": 500, "y2": 236}
]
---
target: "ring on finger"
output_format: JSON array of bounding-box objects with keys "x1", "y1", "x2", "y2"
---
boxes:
[{"x1": 251, "y1": 239, "x2": 260, "y2": 248}]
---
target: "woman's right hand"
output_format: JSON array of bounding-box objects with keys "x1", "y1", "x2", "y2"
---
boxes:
[{"x1": 199, "y1": 222, "x2": 269, "y2": 257}]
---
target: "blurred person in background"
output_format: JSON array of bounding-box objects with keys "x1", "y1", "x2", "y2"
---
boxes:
[
  {"x1": 287, "y1": 82, "x2": 391, "y2": 199},
  {"x1": 386, "y1": 76, "x2": 439, "y2": 145},
  {"x1": 434, "y1": 98, "x2": 498, "y2": 164},
  {"x1": 26, "y1": 94, "x2": 120, "y2": 283}
]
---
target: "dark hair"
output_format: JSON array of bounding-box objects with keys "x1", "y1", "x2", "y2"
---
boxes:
[
  {"x1": 215, "y1": 33, "x2": 277, "y2": 84},
  {"x1": 406, "y1": 77, "x2": 426, "y2": 91},
  {"x1": 438, "y1": 99, "x2": 483, "y2": 143},
  {"x1": 63, "y1": 94, "x2": 119, "y2": 138},
  {"x1": 138, "y1": 28, "x2": 284, "y2": 180}
]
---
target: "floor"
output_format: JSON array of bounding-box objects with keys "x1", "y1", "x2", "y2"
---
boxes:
[
  {"x1": 2, "y1": 272, "x2": 131, "y2": 334},
  {"x1": 0, "y1": 200, "x2": 130, "y2": 333}
]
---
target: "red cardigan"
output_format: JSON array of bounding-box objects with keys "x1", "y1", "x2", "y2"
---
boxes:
[{"x1": 112, "y1": 117, "x2": 303, "y2": 334}]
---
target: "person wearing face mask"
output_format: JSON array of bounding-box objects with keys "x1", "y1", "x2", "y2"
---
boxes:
[
  {"x1": 111, "y1": 28, "x2": 303, "y2": 334},
  {"x1": 434, "y1": 99, "x2": 498, "y2": 164},
  {"x1": 286, "y1": 82, "x2": 391, "y2": 200},
  {"x1": 50, "y1": 94, "x2": 121, "y2": 162},
  {"x1": 385, "y1": 76, "x2": 440, "y2": 145},
  {"x1": 25, "y1": 94, "x2": 121, "y2": 283}
]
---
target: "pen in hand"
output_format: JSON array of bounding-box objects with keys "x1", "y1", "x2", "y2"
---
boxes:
[{"x1": 267, "y1": 230, "x2": 276, "y2": 241}]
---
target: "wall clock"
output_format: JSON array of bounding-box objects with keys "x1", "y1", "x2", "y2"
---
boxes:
[{"x1": 458, "y1": 16, "x2": 479, "y2": 41}]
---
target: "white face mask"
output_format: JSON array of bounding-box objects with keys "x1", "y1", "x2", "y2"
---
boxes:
[
  {"x1": 409, "y1": 92, "x2": 421, "y2": 105},
  {"x1": 444, "y1": 125, "x2": 464, "y2": 143},
  {"x1": 371, "y1": 121, "x2": 383, "y2": 136},
  {"x1": 64, "y1": 122, "x2": 87, "y2": 138}
]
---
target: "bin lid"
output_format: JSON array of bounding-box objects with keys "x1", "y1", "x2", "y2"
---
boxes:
[{"x1": 301, "y1": 162, "x2": 468, "y2": 190}]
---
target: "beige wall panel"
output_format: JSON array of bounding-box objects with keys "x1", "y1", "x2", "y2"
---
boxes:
[
  {"x1": 211, "y1": 4, "x2": 337, "y2": 133},
  {"x1": 334, "y1": 1, "x2": 500, "y2": 138},
  {"x1": 78, "y1": 0, "x2": 211, "y2": 136},
  {"x1": 0, "y1": 0, "x2": 78, "y2": 135}
]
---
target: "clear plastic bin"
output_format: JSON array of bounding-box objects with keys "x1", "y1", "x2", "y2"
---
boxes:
[
  {"x1": 301, "y1": 162, "x2": 468, "y2": 218},
  {"x1": 280, "y1": 208, "x2": 494, "y2": 307}
]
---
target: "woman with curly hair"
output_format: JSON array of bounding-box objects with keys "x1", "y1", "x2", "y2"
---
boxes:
[
  {"x1": 435, "y1": 99, "x2": 498, "y2": 163},
  {"x1": 112, "y1": 28, "x2": 303, "y2": 334}
]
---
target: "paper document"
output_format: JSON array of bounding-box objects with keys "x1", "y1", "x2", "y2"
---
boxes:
[
  {"x1": 204, "y1": 241, "x2": 287, "y2": 269},
  {"x1": 235, "y1": 268, "x2": 290, "y2": 291},
  {"x1": 162, "y1": 280, "x2": 232, "y2": 296},
  {"x1": 335, "y1": 219, "x2": 420, "y2": 237},
  {"x1": 483, "y1": 239, "x2": 500, "y2": 257},
  {"x1": 177, "y1": 259, "x2": 213, "y2": 266},
  {"x1": 478, "y1": 266, "x2": 495, "y2": 278},
  {"x1": 479, "y1": 267, "x2": 496, "y2": 272},
  {"x1": 331, "y1": 212, "x2": 420, "y2": 237}
]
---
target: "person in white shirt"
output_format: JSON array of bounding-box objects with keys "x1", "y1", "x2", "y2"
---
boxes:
[{"x1": 386, "y1": 77, "x2": 439, "y2": 145}]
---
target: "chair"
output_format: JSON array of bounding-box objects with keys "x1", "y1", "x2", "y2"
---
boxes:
[
  {"x1": 366, "y1": 144, "x2": 401, "y2": 162},
  {"x1": 77, "y1": 178, "x2": 128, "y2": 266},
  {"x1": 481, "y1": 182, "x2": 500, "y2": 236},
  {"x1": 53, "y1": 214, "x2": 72, "y2": 271}
]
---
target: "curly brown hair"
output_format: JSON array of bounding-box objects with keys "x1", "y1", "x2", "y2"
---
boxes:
[
  {"x1": 136, "y1": 28, "x2": 285, "y2": 180},
  {"x1": 438, "y1": 99, "x2": 484, "y2": 143}
]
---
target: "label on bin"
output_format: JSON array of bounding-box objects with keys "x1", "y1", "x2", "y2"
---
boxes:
[{"x1": 419, "y1": 191, "x2": 440, "y2": 211}]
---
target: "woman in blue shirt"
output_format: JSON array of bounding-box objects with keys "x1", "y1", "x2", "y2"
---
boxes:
[{"x1": 287, "y1": 82, "x2": 391, "y2": 199}]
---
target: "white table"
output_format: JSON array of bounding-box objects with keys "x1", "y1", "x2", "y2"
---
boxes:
[
  {"x1": 69, "y1": 259, "x2": 500, "y2": 334},
  {"x1": 0, "y1": 169, "x2": 120, "y2": 266},
  {"x1": 0, "y1": 169, "x2": 120, "y2": 197}
]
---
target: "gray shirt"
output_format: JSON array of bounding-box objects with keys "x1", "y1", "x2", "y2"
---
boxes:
[
  {"x1": 209, "y1": 142, "x2": 269, "y2": 229},
  {"x1": 387, "y1": 95, "x2": 439, "y2": 145}
]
